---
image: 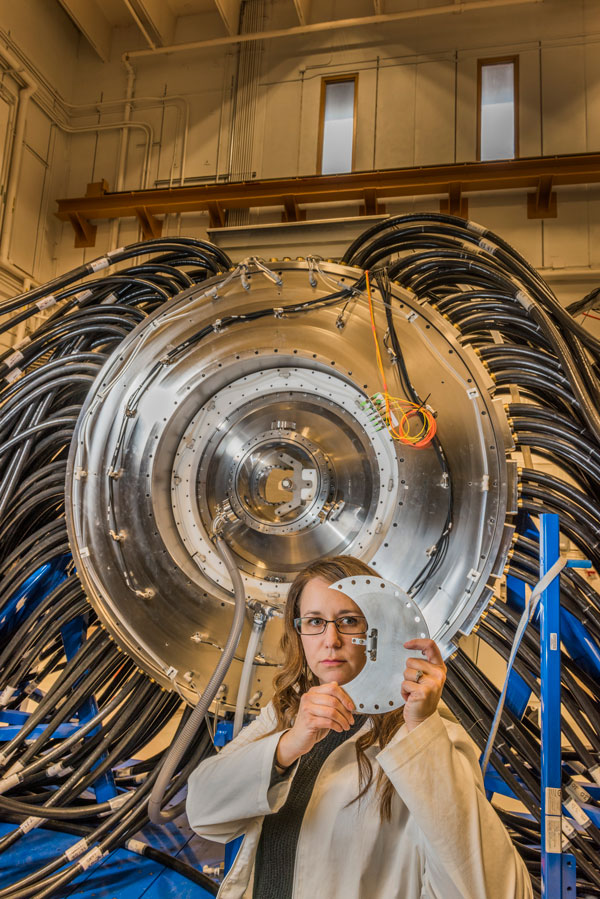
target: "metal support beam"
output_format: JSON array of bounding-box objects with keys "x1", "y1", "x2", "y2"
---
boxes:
[{"x1": 282, "y1": 195, "x2": 306, "y2": 222}]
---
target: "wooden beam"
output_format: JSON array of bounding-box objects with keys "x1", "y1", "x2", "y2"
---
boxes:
[
  {"x1": 360, "y1": 189, "x2": 386, "y2": 216},
  {"x1": 440, "y1": 181, "x2": 468, "y2": 218},
  {"x1": 527, "y1": 174, "x2": 557, "y2": 219},
  {"x1": 135, "y1": 207, "x2": 163, "y2": 239},
  {"x1": 214, "y1": 0, "x2": 243, "y2": 35},
  {"x1": 281, "y1": 195, "x2": 306, "y2": 222},
  {"x1": 57, "y1": 0, "x2": 112, "y2": 62},
  {"x1": 207, "y1": 201, "x2": 226, "y2": 229},
  {"x1": 293, "y1": 0, "x2": 311, "y2": 25},
  {"x1": 56, "y1": 153, "x2": 600, "y2": 244},
  {"x1": 68, "y1": 212, "x2": 97, "y2": 248}
]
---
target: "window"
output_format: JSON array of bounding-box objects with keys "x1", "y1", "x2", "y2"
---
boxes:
[
  {"x1": 317, "y1": 76, "x2": 357, "y2": 175},
  {"x1": 477, "y1": 57, "x2": 519, "y2": 161}
]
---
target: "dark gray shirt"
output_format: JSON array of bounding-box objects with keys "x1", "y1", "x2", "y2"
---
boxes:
[{"x1": 252, "y1": 717, "x2": 365, "y2": 899}]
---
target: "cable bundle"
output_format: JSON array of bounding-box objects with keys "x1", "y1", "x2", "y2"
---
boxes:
[
  {"x1": 344, "y1": 213, "x2": 600, "y2": 897},
  {"x1": 0, "y1": 238, "x2": 230, "y2": 897}
]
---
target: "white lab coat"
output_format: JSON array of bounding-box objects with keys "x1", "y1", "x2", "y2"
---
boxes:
[{"x1": 187, "y1": 703, "x2": 533, "y2": 899}]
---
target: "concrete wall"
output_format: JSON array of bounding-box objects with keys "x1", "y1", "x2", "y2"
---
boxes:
[{"x1": 1, "y1": 0, "x2": 600, "y2": 340}]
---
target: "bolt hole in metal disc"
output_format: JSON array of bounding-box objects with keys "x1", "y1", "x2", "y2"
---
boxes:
[{"x1": 330, "y1": 576, "x2": 429, "y2": 714}]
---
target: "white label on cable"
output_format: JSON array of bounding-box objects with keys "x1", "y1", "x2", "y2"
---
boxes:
[
  {"x1": 79, "y1": 846, "x2": 104, "y2": 870},
  {"x1": 565, "y1": 797, "x2": 591, "y2": 827},
  {"x1": 77, "y1": 289, "x2": 94, "y2": 303},
  {"x1": 0, "y1": 686, "x2": 16, "y2": 706},
  {"x1": 5, "y1": 350, "x2": 24, "y2": 368},
  {"x1": 0, "y1": 773, "x2": 20, "y2": 793},
  {"x1": 545, "y1": 787, "x2": 562, "y2": 816},
  {"x1": 467, "y1": 221, "x2": 486, "y2": 235},
  {"x1": 562, "y1": 817, "x2": 575, "y2": 850},
  {"x1": 545, "y1": 815, "x2": 562, "y2": 854},
  {"x1": 126, "y1": 839, "x2": 146, "y2": 855},
  {"x1": 65, "y1": 839, "x2": 88, "y2": 861},
  {"x1": 20, "y1": 816, "x2": 46, "y2": 833},
  {"x1": 15, "y1": 335, "x2": 31, "y2": 350},
  {"x1": 108, "y1": 793, "x2": 129, "y2": 810},
  {"x1": 89, "y1": 257, "x2": 109, "y2": 272},
  {"x1": 107, "y1": 246, "x2": 125, "y2": 259},
  {"x1": 479, "y1": 238, "x2": 496, "y2": 255},
  {"x1": 47, "y1": 763, "x2": 73, "y2": 778},
  {"x1": 36, "y1": 294, "x2": 57, "y2": 311},
  {"x1": 567, "y1": 780, "x2": 591, "y2": 803},
  {"x1": 589, "y1": 764, "x2": 600, "y2": 787},
  {"x1": 5, "y1": 367, "x2": 22, "y2": 384}
]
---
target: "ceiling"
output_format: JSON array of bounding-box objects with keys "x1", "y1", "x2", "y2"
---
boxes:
[{"x1": 56, "y1": 0, "x2": 539, "y2": 62}]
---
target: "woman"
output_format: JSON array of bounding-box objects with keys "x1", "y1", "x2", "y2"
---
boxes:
[{"x1": 187, "y1": 556, "x2": 532, "y2": 899}]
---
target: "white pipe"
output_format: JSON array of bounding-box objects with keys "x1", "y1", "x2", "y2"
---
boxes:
[
  {"x1": 126, "y1": 0, "x2": 543, "y2": 59},
  {"x1": 0, "y1": 46, "x2": 36, "y2": 267},
  {"x1": 233, "y1": 610, "x2": 267, "y2": 737}
]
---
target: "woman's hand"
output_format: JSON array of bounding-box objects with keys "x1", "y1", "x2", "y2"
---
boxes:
[
  {"x1": 401, "y1": 638, "x2": 446, "y2": 732},
  {"x1": 276, "y1": 682, "x2": 355, "y2": 768}
]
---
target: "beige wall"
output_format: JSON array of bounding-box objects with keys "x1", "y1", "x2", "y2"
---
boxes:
[{"x1": 1, "y1": 0, "x2": 600, "y2": 342}]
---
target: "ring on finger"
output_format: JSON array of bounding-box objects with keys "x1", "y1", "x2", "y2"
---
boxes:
[{"x1": 414, "y1": 669, "x2": 425, "y2": 684}]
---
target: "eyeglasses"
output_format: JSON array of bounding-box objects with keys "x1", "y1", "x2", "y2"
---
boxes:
[{"x1": 293, "y1": 615, "x2": 367, "y2": 636}]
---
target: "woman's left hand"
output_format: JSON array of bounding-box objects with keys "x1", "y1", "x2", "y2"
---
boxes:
[{"x1": 401, "y1": 638, "x2": 447, "y2": 732}]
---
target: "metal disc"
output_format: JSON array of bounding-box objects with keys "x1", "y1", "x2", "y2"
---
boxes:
[{"x1": 329, "y1": 575, "x2": 430, "y2": 715}]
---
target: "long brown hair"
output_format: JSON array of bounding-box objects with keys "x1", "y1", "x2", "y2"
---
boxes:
[{"x1": 269, "y1": 555, "x2": 404, "y2": 822}]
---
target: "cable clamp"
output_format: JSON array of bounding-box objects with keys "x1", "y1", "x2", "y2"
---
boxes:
[
  {"x1": 273, "y1": 307, "x2": 284, "y2": 318},
  {"x1": 107, "y1": 467, "x2": 124, "y2": 479},
  {"x1": 213, "y1": 319, "x2": 223, "y2": 333},
  {"x1": 65, "y1": 838, "x2": 89, "y2": 861},
  {"x1": 407, "y1": 311, "x2": 418, "y2": 323},
  {"x1": 75, "y1": 467, "x2": 87, "y2": 480},
  {"x1": 166, "y1": 666, "x2": 178, "y2": 679},
  {"x1": 467, "y1": 568, "x2": 481, "y2": 581},
  {"x1": 466, "y1": 387, "x2": 479, "y2": 399},
  {"x1": 109, "y1": 529, "x2": 126, "y2": 542},
  {"x1": 134, "y1": 587, "x2": 154, "y2": 599}
]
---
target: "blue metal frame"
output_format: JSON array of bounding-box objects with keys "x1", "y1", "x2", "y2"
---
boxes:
[{"x1": 539, "y1": 514, "x2": 564, "y2": 897}]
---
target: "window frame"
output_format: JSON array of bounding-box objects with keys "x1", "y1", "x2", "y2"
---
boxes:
[
  {"x1": 476, "y1": 55, "x2": 520, "y2": 161},
  {"x1": 316, "y1": 74, "x2": 359, "y2": 175}
]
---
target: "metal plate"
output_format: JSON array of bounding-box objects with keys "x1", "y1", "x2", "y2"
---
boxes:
[{"x1": 329, "y1": 576, "x2": 430, "y2": 715}]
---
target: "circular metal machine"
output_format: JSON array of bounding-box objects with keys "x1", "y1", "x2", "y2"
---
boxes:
[{"x1": 66, "y1": 259, "x2": 516, "y2": 706}]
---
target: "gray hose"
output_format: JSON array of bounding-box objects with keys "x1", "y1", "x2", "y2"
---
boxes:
[
  {"x1": 148, "y1": 536, "x2": 246, "y2": 824},
  {"x1": 233, "y1": 611, "x2": 266, "y2": 738}
]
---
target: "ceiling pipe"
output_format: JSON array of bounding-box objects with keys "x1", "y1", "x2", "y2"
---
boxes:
[{"x1": 126, "y1": 0, "x2": 543, "y2": 59}]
